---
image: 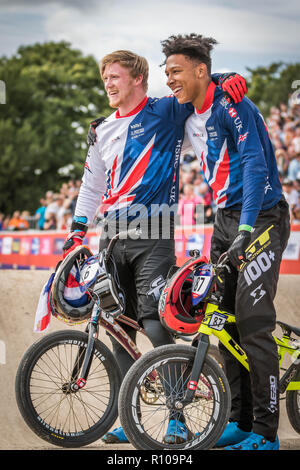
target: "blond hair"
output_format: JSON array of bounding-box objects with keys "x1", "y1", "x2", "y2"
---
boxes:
[{"x1": 100, "y1": 50, "x2": 149, "y2": 92}]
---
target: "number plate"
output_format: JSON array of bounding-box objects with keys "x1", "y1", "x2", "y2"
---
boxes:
[
  {"x1": 208, "y1": 312, "x2": 227, "y2": 331},
  {"x1": 80, "y1": 262, "x2": 100, "y2": 286}
]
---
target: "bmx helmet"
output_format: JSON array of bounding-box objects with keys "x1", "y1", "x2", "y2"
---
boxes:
[
  {"x1": 159, "y1": 256, "x2": 213, "y2": 336},
  {"x1": 51, "y1": 245, "x2": 125, "y2": 324},
  {"x1": 50, "y1": 245, "x2": 96, "y2": 324}
]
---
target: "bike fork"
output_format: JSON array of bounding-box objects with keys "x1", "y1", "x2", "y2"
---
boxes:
[
  {"x1": 182, "y1": 333, "x2": 210, "y2": 405},
  {"x1": 70, "y1": 307, "x2": 100, "y2": 392}
]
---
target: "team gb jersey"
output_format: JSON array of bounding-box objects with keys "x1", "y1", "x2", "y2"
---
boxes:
[
  {"x1": 184, "y1": 82, "x2": 283, "y2": 228},
  {"x1": 75, "y1": 95, "x2": 193, "y2": 224}
]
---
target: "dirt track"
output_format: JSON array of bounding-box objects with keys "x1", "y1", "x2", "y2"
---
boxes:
[{"x1": 0, "y1": 270, "x2": 299, "y2": 451}]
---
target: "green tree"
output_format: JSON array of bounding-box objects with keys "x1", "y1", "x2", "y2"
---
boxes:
[
  {"x1": 0, "y1": 41, "x2": 110, "y2": 215},
  {"x1": 246, "y1": 62, "x2": 300, "y2": 117}
]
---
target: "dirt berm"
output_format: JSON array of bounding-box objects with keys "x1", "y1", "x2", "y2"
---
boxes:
[{"x1": 0, "y1": 270, "x2": 299, "y2": 450}]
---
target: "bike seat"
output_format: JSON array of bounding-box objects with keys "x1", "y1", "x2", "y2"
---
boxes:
[{"x1": 277, "y1": 321, "x2": 300, "y2": 338}]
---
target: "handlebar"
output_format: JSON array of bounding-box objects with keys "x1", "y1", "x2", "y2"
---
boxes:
[{"x1": 215, "y1": 252, "x2": 230, "y2": 270}]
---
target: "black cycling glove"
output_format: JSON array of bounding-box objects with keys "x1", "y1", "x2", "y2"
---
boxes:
[
  {"x1": 87, "y1": 116, "x2": 106, "y2": 146},
  {"x1": 227, "y1": 230, "x2": 251, "y2": 268}
]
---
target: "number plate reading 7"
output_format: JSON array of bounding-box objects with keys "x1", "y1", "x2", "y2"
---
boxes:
[
  {"x1": 208, "y1": 313, "x2": 227, "y2": 331},
  {"x1": 192, "y1": 275, "x2": 211, "y2": 296}
]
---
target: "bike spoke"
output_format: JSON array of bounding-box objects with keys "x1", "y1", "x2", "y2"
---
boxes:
[
  {"x1": 132, "y1": 359, "x2": 217, "y2": 445},
  {"x1": 28, "y1": 341, "x2": 111, "y2": 434}
]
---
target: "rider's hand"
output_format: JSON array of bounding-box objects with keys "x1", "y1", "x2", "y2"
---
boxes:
[
  {"x1": 62, "y1": 231, "x2": 86, "y2": 259},
  {"x1": 62, "y1": 217, "x2": 88, "y2": 259},
  {"x1": 227, "y1": 230, "x2": 251, "y2": 268},
  {"x1": 87, "y1": 116, "x2": 106, "y2": 146},
  {"x1": 219, "y1": 73, "x2": 247, "y2": 104}
]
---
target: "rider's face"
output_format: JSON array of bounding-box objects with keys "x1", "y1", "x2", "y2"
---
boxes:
[
  {"x1": 102, "y1": 62, "x2": 137, "y2": 110},
  {"x1": 165, "y1": 54, "x2": 203, "y2": 105}
]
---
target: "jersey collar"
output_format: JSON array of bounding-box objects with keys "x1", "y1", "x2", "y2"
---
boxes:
[
  {"x1": 116, "y1": 96, "x2": 148, "y2": 118},
  {"x1": 195, "y1": 81, "x2": 216, "y2": 114}
]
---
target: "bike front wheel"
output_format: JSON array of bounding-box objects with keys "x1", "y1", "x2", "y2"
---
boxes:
[
  {"x1": 15, "y1": 329, "x2": 121, "y2": 448},
  {"x1": 286, "y1": 368, "x2": 300, "y2": 434},
  {"x1": 119, "y1": 344, "x2": 231, "y2": 450}
]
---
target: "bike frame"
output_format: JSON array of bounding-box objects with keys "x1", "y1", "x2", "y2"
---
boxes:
[
  {"x1": 70, "y1": 305, "x2": 147, "y2": 390},
  {"x1": 68, "y1": 228, "x2": 150, "y2": 390},
  {"x1": 192, "y1": 302, "x2": 300, "y2": 394}
]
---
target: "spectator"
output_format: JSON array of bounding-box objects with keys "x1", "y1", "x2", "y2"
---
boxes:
[
  {"x1": 7, "y1": 210, "x2": 29, "y2": 231},
  {"x1": 292, "y1": 126, "x2": 300, "y2": 153},
  {"x1": 2, "y1": 216, "x2": 10, "y2": 230},
  {"x1": 282, "y1": 178, "x2": 299, "y2": 223},
  {"x1": 292, "y1": 195, "x2": 300, "y2": 224},
  {"x1": 44, "y1": 192, "x2": 57, "y2": 221},
  {"x1": 63, "y1": 187, "x2": 79, "y2": 216},
  {"x1": 275, "y1": 149, "x2": 289, "y2": 176},
  {"x1": 35, "y1": 198, "x2": 47, "y2": 230},
  {"x1": 43, "y1": 213, "x2": 57, "y2": 230},
  {"x1": 177, "y1": 184, "x2": 204, "y2": 226},
  {"x1": 56, "y1": 195, "x2": 68, "y2": 230},
  {"x1": 60, "y1": 183, "x2": 69, "y2": 198},
  {"x1": 60, "y1": 210, "x2": 72, "y2": 231},
  {"x1": 287, "y1": 152, "x2": 300, "y2": 182}
]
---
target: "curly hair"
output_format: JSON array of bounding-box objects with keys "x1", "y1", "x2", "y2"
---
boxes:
[{"x1": 161, "y1": 33, "x2": 218, "y2": 74}]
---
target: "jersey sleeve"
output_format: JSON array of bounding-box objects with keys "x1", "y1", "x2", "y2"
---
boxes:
[
  {"x1": 222, "y1": 100, "x2": 268, "y2": 229},
  {"x1": 181, "y1": 131, "x2": 193, "y2": 155},
  {"x1": 211, "y1": 73, "x2": 222, "y2": 85},
  {"x1": 75, "y1": 141, "x2": 107, "y2": 225},
  {"x1": 152, "y1": 96, "x2": 193, "y2": 126}
]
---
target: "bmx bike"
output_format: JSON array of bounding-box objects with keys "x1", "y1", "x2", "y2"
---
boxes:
[
  {"x1": 15, "y1": 228, "x2": 221, "y2": 448},
  {"x1": 118, "y1": 252, "x2": 300, "y2": 450},
  {"x1": 15, "y1": 228, "x2": 148, "y2": 448}
]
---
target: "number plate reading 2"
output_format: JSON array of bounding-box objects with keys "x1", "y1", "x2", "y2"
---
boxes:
[{"x1": 208, "y1": 312, "x2": 227, "y2": 331}]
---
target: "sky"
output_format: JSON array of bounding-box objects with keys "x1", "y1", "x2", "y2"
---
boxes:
[{"x1": 1, "y1": 0, "x2": 300, "y2": 97}]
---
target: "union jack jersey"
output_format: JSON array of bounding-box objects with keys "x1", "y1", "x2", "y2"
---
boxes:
[
  {"x1": 75, "y1": 95, "x2": 193, "y2": 223},
  {"x1": 184, "y1": 82, "x2": 283, "y2": 228}
]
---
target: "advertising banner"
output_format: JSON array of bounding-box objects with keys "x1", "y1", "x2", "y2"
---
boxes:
[{"x1": 0, "y1": 225, "x2": 299, "y2": 274}]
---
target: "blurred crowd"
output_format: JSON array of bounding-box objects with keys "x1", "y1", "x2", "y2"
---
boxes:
[
  {"x1": 1, "y1": 99, "x2": 300, "y2": 232},
  {"x1": 0, "y1": 180, "x2": 81, "y2": 232},
  {"x1": 267, "y1": 98, "x2": 300, "y2": 224}
]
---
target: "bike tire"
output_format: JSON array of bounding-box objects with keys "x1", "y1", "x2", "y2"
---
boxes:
[
  {"x1": 15, "y1": 329, "x2": 121, "y2": 448},
  {"x1": 119, "y1": 343, "x2": 231, "y2": 450},
  {"x1": 286, "y1": 368, "x2": 300, "y2": 434}
]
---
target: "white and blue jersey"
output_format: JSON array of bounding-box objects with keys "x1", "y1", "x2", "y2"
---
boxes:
[
  {"x1": 184, "y1": 82, "x2": 283, "y2": 228},
  {"x1": 76, "y1": 95, "x2": 193, "y2": 223}
]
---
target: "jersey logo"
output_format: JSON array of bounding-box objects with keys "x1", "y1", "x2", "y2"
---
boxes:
[
  {"x1": 84, "y1": 162, "x2": 92, "y2": 173},
  {"x1": 238, "y1": 132, "x2": 249, "y2": 144},
  {"x1": 228, "y1": 107, "x2": 237, "y2": 118},
  {"x1": 250, "y1": 283, "x2": 266, "y2": 306},
  {"x1": 147, "y1": 275, "x2": 165, "y2": 301}
]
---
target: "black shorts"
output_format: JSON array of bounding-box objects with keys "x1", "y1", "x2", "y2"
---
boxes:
[{"x1": 99, "y1": 229, "x2": 176, "y2": 325}]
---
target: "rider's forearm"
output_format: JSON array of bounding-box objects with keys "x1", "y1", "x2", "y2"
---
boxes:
[{"x1": 74, "y1": 180, "x2": 104, "y2": 227}]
